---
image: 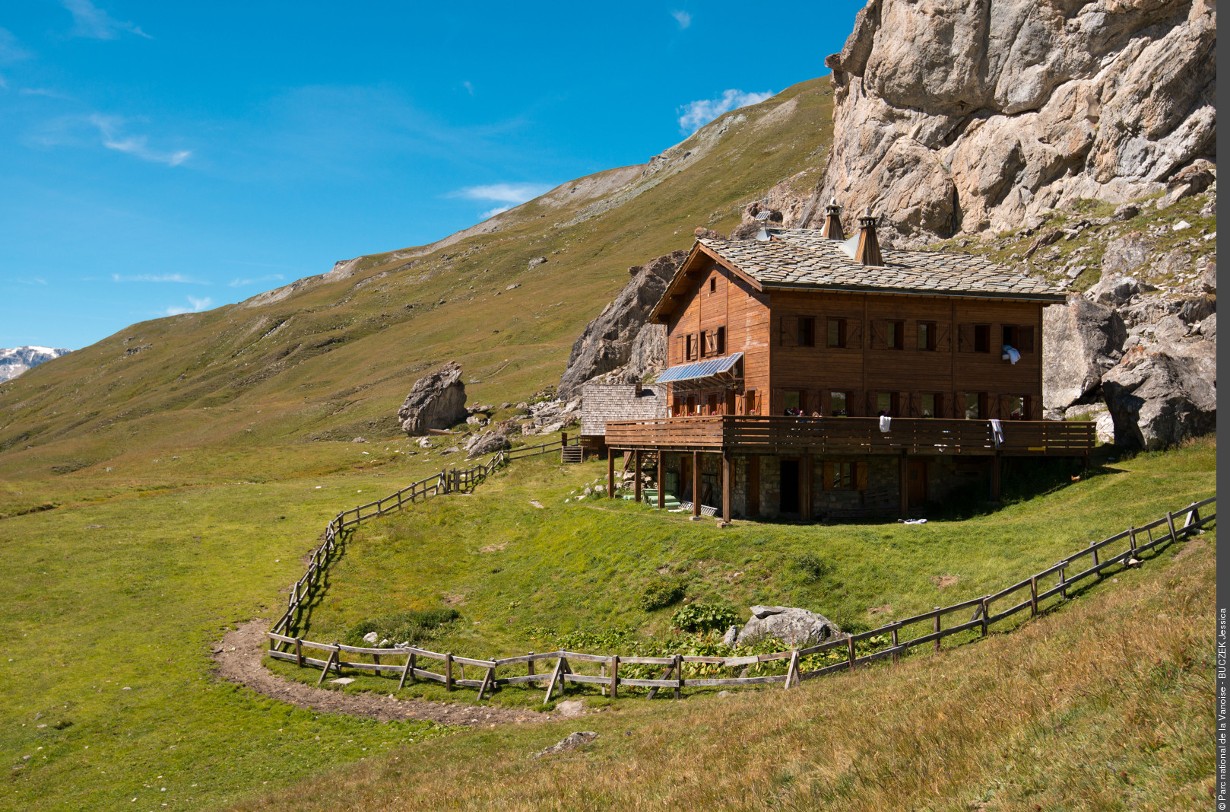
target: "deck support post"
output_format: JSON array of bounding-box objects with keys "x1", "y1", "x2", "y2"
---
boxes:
[
  {"x1": 657, "y1": 449, "x2": 666, "y2": 509},
  {"x1": 801, "y1": 453, "x2": 812, "y2": 521},
  {"x1": 633, "y1": 449, "x2": 643, "y2": 503},
  {"x1": 721, "y1": 450, "x2": 732, "y2": 524},
  {"x1": 607, "y1": 450, "x2": 616, "y2": 498},
  {"x1": 899, "y1": 452, "x2": 909, "y2": 519},
  {"x1": 990, "y1": 453, "x2": 1002, "y2": 504},
  {"x1": 691, "y1": 451, "x2": 701, "y2": 519}
]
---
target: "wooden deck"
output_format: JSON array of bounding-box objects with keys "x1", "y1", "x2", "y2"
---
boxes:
[{"x1": 604, "y1": 415, "x2": 1094, "y2": 457}]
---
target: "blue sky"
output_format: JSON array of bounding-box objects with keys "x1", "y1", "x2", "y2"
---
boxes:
[{"x1": 0, "y1": 1, "x2": 865, "y2": 350}]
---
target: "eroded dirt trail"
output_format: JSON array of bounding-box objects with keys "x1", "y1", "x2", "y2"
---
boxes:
[{"x1": 212, "y1": 619, "x2": 551, "y2": 727}]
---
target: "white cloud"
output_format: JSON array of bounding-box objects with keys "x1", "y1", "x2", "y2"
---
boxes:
[
  {"x1": 462, "y1": 80, "x2": 475, "y2": 96},
  {"x1": 62, "y1": 0, "x2": 150, "y2": 40},
  {"x1": 0, "y1": 27, "x2": 31, "y2": 63},
  {"x1": 671, "y1": 10, "x2": 692, "y2": 29},
  {"x1": 89, "y1": 114, "x2": 191, "y2": 166},
  {"x1": 164, "y1": 296, "x2": 212, "y2": 316},
  {"x1": 21, "y1": 87, "x2": 73, "y2": 101},
  {"x1": 449, "y1": 182, "x2": 553, "y2": 204},
  {"x1": 228, "y1": 274, "x2": 285, "y2": 288},
  {"x1": 677, "y1": 88, "x2": 774, "y2": 134},
  {"x1": 112, "y1": 272, "x2": 204, "y2": 284},
  {"x1": 480, "y1": 205, "x2": 512, "y2": 220}
]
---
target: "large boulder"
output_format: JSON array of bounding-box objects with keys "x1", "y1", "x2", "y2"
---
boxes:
[
  {"x1": 1101, "y1": 344, "x2": 1216, "y2": 450},
  {"x1": 1043, "y1": 297, "x2": 1127, "y2": 411},
  {"x1": 732, "y1": 605, "x2": 844, "y2": 648},
  {"x1": 465, "y1": 429, "x2": 511, "y2": 459},
  {"x1": 557, "y1": 250, "x2": 686, "y2": 399},
  {"x1": 397, "y1": 362, "x2": 467, "y2": 435}
]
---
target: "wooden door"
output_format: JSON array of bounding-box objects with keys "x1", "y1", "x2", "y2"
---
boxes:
[{"x1": 907, "y1": 459, "x2": 927, "y2": 507}]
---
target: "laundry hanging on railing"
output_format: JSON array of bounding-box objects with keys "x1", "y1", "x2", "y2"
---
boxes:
[
  {"x1": 990, "y1": 418, "x2": 1005, "y2": 447},
  {"x1": 1001, "y1": 344, "x2": 1020, "y2": 364},
  {"x1": 879, "y1": 414, "x2": 892, "y2": 433}
]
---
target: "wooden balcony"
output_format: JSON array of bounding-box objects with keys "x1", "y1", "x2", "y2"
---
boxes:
[{"x1": 604, "y1": 415, "x2": 1094, "y2": 457}]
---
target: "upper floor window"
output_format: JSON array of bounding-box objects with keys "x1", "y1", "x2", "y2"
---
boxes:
[
  {"x1": 919, "y1": 392, "x2": 941, "y2": 418},
  {"x1": 685, "y1": 333, "x2": 698, "y2": 360},
  {"x1": 1001, "y1": 324, "x2": 1036, "y2": 352},
  {"x1": 708, "y1": 277, "x2": 717, "y2": 294},
  {"x1": 827, "y1": 317, "x2": 847, "y2": 348},
  {"x1": 701, "y1": 326, "x2": 726, "y2": 356},
  {"x1": 963, "y1": 392, "x2": 987, "y2": 419},
  {"x1": 829, "y1": 390, "x2": 850, "y2": 416},
  {"x1": 917, "y1": 321, "x2": 937, "y2": 351},
  {"x1": 797, "y1": 317, "x2": 816, "y2": 348}
]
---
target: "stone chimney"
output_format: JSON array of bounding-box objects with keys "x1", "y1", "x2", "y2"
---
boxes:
[
  {"x1": 820, "y1": 198, "x2": 844, "y2": 240},
  {"x1": 854, "y1": 207, "x2": 882, "y2": 266}
]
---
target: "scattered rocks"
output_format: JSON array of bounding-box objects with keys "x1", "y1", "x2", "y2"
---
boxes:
[
  {"x1": 534, "y1": 730, "x2": 596, "y2": 758},
  {"x1": 397, "y1": 362, "x2": 468, "y2": 435},
  {"x1": 527, "y1": 256, "x2": 548, "y2": 269},
  {"x1": 465, "y1": 430, "x2": 511, "y2": 459}
]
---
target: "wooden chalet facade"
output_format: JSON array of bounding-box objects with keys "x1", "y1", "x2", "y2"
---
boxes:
[{"x1": 604, "y1": 206, "x2": 1094, "y2": 521}]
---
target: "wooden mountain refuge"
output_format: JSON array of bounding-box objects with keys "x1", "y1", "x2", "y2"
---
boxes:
[{"x1": 604, "y1": 203, "x2": 1094, "y2": 521}]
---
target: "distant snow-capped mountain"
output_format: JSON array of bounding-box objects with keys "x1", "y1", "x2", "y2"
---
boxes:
[{"x1": 0, "y1": 346, "x2": 71, "y2": 382}]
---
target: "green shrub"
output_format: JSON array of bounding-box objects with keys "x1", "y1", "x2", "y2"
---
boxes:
[
  {"x1": 640, "y1": 578, "x2": 686, "y2": 611},
  {"x1": 793, "y1": 552, "x2": 830, "y2": 582},
  {"x1": 345, "y1": 608, "x2": 460, "y2": 647},
  {"x1": 671, "y1": 601, "x2": 738, "y2": 633}
]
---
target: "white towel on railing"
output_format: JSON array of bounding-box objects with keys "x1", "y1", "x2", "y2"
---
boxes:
[
  {"x1": 990, "y1": 418, "x2": 1005, "y2": 447},
  {"x1": 879, "y1": 414, "x2": 891, "y2": 433}
]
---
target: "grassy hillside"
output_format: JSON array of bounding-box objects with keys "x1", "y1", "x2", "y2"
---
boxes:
[{"x1": 0, "y1": 77, "x2": 832, "y2": 485}]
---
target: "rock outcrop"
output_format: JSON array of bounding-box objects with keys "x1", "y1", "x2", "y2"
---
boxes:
[
  {"x1": 1102, "y1": 343, "x2": 1216, "y2": 450},
  {"x1": 397, "y1": 362, "x2": 467, "y2": 435},
  {"x1": 465, "y1": 429, "x2": 511, "y2": 459},
  {"x1": 812, "y1": 0, "x2": 1216, "y2": 243},
  {"x1": 557, "y1": 250, "x2": 687, "y2": 399},
  {"x1": 1043, "y1": 298, "x2": 1126, "y2": 413}
]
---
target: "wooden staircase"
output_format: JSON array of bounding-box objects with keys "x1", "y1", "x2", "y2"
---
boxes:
[{"x1": 560, "y1": 445, "x2": 583, "y2": 464}]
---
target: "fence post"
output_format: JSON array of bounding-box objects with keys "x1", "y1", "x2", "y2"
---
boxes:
[
  {"x1": 295, "y1": 637, "x2": 304, "y2": 667},
  {"x1": 674, "y1": 654, "x2": 683, "y2": 699},
  {"x1": 1029, "y1": 576, "x2": 1038, "y2": 618},
  {"x1": 786, "y1": 649, "x2": 800, "y2": 688},
  {"x1": 1090, "y1": 541, "x2": 1100, "y2": 574},
  {"x1": 527, "y1": 652, "x2": 534, "y2": 678},
  {"x1": 846, "y1": 636, "x2": 857, "y2": 670},
  {"x1": 610, "y1": 655, "x2": 619, "y2": 699},
  {"x1": 1058, "y1": 563, "x2": 1068, "y2": 599},
  {"x1": 933, "y1": 608, "x2": 942, "y2": 652},
  {"x1": 980, "y1": 597, "x2": 989, "y2": 636},
  {"x1": 1128, "y1": 526, "x2": 1137, "y2": 557},
  {"x1": 891, "y1": 625, "x2": 900, "y2": 664},
  {"x1": 445, "y1": 653, "x2": 454, "y2": 691}
]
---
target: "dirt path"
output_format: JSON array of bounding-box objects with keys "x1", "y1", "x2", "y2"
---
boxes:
[{"x1": 212, "y1": 619, "x2": 553, "y2": 727}]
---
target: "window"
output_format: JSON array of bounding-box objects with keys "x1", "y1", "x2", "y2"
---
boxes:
[
  {"x1": 887, "y1": 320, "x2": 904, "y2": 350},
  {"x1": 709, "y1": 277, "x2": 717, "y2": 294},
  {"x1": 1001, "y1": 324, "x2": 1035, "y2": 352},
  {"x1": 743, "y1": 389, "x2": 758, "y2": 415},
  {"x1": 875, "y1": 392, "x2": 899, "y2": 417},
  {"x1": 917, "y1": 321, "x2": 936, "y2": 351},
  {"x1": 1005, "y1": 395, "x2": 1028, "y2": 420},
  {"x1": 920, "y1": 392, "x2": 940, "y2": 418},
  {"x1": 797, "y1": 317, "x2": 816, "y2": 347},
  {"x1": 685, "y1": 333, "x2": 698, "y2": 360},
  {"x1": 702, "y1": 326, "x2": 726, "y2": 356},
  {"x1": 829, "y1": 391, "x2": 849, "y2": 416},
  {"x1": 827, "y1": 318, "x2": 847, "y2": 348},
  {"x1": 783, "y1": 390, "x2": 802, "y2": 415},
  {"x1": 974, "y1": 324, "x2": 991, "y2": 353},
  {"x1": 823, "y1": 461, "x2": 867, "y2": 491},
  {"x1": 963, "y1": 392, "x2": 986, "y2": 420}
]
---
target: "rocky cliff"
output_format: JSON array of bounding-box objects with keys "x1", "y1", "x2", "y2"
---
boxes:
[{"x1": 810, "y1": 0, "x2": 1215, "y2": 243}]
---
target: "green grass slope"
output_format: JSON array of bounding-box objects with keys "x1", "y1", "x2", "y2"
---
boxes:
[{"x1": 0, "y1": 78, "x2": 832, "y2": 485}]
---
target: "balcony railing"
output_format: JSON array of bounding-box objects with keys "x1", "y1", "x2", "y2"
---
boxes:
[{"x1": 604, "y1": 415, "x2": 1094, "y2": 457}]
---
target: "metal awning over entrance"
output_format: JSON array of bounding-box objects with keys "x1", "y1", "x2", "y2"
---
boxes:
[{"x1": 656, "y1": 352, "x2": 743, "y2": 391}]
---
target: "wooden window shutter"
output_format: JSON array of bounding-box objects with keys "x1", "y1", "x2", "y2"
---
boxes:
[
  {"x1": 846, "y1": 319, "x2": 863, "y2": 349},
  {"x1": 855, "y1": 462, "x2": 868, "y2": 491},
  {"x1": 870, "y1": 319, "x2": 886, "y2": 349},
  {"x1": 957, "y1": 323, "x2": 974, "y2": 352},
  {"x1": 935, "y1": 322, "x2": 951, "y2": 352},
  {"x1": 1019, "y1": 325, "x2": 1036, "y2": 352},
  {"x1": 822, "y1": 462, "x2": 834, "y2": 491}
]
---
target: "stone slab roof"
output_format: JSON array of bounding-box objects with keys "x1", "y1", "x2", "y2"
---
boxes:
[
  {"x1": 700, "y1": 229, "x2": 1064, "y2": 301},
  {"x1": 581, "y1": 383, "x2": 668, "y2": 436}
]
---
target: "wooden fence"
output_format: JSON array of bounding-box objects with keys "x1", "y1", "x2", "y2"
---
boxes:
[
  {"x1": 266, "y1": 452, "x2": 1212, "y2": 702},
  {"x1": 268, "y1": 436, "x2": 575, "y2": 640}
]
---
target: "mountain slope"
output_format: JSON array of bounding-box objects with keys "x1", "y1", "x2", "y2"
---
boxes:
[{"x1": 0, "y1": 78, "x2": 833, "y2": 480}]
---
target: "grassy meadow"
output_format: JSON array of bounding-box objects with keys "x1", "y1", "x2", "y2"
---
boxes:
[{"x1": 0, "y1": 431, "x2": 1213, "y2": 809}]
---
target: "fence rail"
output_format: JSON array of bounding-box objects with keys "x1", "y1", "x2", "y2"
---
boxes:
[{"x1": 266, "y1": 445, "x2": 1213, "y2": 701}]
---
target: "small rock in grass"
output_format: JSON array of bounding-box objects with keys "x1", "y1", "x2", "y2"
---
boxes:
[
  {"x1": 534, "y1": 731, "x2": 596, "y2": 758},
  {"x1": 330, "y1": 678, "x2": 355, "y2": 685}
]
